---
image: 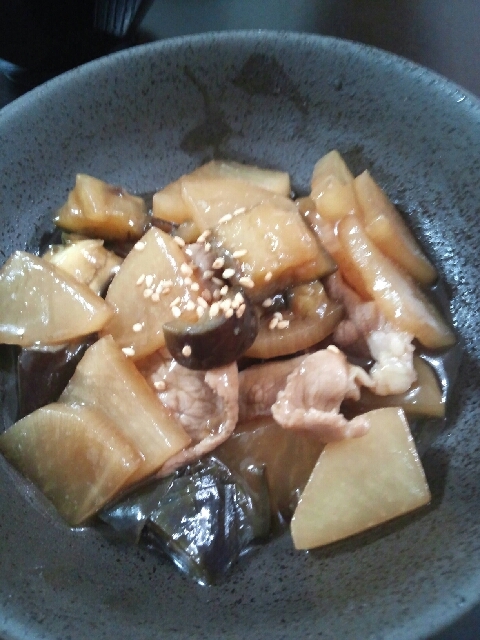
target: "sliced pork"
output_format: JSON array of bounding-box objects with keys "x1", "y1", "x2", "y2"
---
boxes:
[
  {"x1": 271, "y1": 346, "x2": 374, "y2": 442},
  {"x1": 238, "y1": 355, "x2": 305, "y2": 422},
  {"x1": 138, "y1": 350, "x2": 239, "y2": 476},
  {"x1": 325, "y1": 272, "x2": 416, "y2": 395}
]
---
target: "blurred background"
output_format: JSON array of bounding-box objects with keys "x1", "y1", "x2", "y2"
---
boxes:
[
  {"x1": 0, "y1": 1, "x2": 479, "y2": 638},
  {"x1": 1, "y1": 0, "x2": 480, "y2": 107}
]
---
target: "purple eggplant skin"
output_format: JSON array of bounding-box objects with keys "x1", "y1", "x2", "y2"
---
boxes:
[
  {"x1": 163, "y1": 287, "x2": 259, "y2": 370},
  {"x1": 17, "y1": 338, "x2": 94, "y2": 419},
  {"x1": 99, "y1": 456, "x2": 271, "y2": 585}
]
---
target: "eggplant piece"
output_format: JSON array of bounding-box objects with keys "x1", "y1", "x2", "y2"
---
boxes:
[
  {"x1": 163, "y1": 287, "x2": 258, "y2": 370},
  {"x1": 245, "y1": 281, "x2": 343, "y2": 359},
  {"x1": 99, "y1": 456, "x2": 271, "y2": 585},
  {"x1": 17, "y1": 338, "x2": 94, "y2": 419}
]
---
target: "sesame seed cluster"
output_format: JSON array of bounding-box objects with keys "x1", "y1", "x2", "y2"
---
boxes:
[{"x1": 121, "y1": 228, "x2": 286, "y2": 359}]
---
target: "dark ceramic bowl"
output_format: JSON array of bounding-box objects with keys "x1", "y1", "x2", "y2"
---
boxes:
[{"x1": 1, "y1": 31, "x2": 479, "y2": 640}]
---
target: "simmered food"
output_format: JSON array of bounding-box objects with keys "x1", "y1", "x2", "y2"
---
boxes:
[{"x1": 0, "y1": 152, "x2": 458, "y2": 582}]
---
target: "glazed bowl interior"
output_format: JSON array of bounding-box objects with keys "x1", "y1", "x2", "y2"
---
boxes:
[{"x1": 0, "y1": 31, "x2": 479, "y2": 640}]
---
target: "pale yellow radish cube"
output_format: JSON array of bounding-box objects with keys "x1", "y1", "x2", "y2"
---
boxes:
[
  {"x1": 101, "y1": 227, "x2": 200, "y2": 359},
  {"x1": 213, "y1": 201, "x2": 330, "y2": 300},
  {"x1": 202, "y1": 160, "x2": 291, "y2": 196},
  {"x1": 152, "y1": 161, "x2": 291, "y2": 226},
  {"x1": 337, "y1": 215, "x2": 455, "y2": 349},
  {"x1": 291, "y1": 407, "x2": 431, "y2": 550},
  {"x1": 43, "y1": 239, "x2": 122, "y2": 295},
  {"x1": 0, "y1": 251, "x2": 113, "y2": 347},
  {"x1": 354, "y1": 171, "x2": 437, "y2": 285},
  {"x1": 311, "y1": 150, "x2": 360, "y2": 221},
  {"x1": 55, "y1": 174, "x2": 148, "y2": 241},
  {"x1": 0, "y1": 403, "x2": 141, "y2": 526},
  {"x1": 61, "y1": 335, "x2": 191, "y2": 485},
  {"x1": 182, "y1": 177, "x2": 296, "y2": 232}
]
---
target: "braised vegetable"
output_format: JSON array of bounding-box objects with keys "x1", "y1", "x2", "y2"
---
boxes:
[
  {"x1": 61, "y1": 335, "x2": 191, "y2": 485},
  {"x1": 353, "y1": 356, "x2": 444, "y2": 418},
  {"x1": 100, "y1": 456, "x2": 271, "y2": 585},
  {"x1": 0, "y1": 251, "x2": 113, "y2": 346},
  {"x1": 101, "y1": 227, "x2": 201, "y2": 360},
  {"x1": 216, "y1": 416, "x2": 323, "y2": 524},
  {"x1": 354, "y1": 170, "x2": 437, "y2": 285},
  {"x1": 0, "y1": 403, "x2": 142, "y2": 526},
  {"x1": 152, "y1": 160, "x2": 291, "y2": 225},
  {"x1": 17, "y1": 339, "x2": 93, "y2": 419},
  {"x1": 55, "y1": 174, "x2": 149, "y2": 241},
  {"x1": 43, "y1": 238, "x2": 122, "y2": 295},
  {"x1": 245, "y1": 281, "x2": 343, "y2": 359},
  {"x1": 291, "y1": 407, "x2": 431, "y2": 549},
  {"x1": 310, "y1": 150, "x2": 360, "y2": 221},
  {"x1": 163, "y1": 287, "x2": 258, "y2": 369},
  {"x1": 337, "y1": 215, "x2": 455, "y2": 349},
  {"x1": 213, "y1": 201, "x2": 332, "y2": 301}
]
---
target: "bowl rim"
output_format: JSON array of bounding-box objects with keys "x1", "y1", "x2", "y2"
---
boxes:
[{"x1": 1, "y1": 29, "x2": 479, "y2": 640}]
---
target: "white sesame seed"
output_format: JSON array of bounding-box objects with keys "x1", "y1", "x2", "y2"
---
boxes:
[
  {"x1": 218, "y1": 213, "x2": 233, "y2": 224},
  {"x1": 220, "y1": 285, "x2": 229, "y2": 296},
  {"x1": 171, "y1": 306, "x2": 181, "y2": 318},
  {"x1": 201, "y1": 289, "x2": 212, "y2": 302},
  {"x1": 327, "y1": 344, "x2": 341, "y2": 354},
  {"x1": 122, "y1": 347, "x2": 136, "y2": 357},
  {"x1": 236, "y1": 304, "x2": 246, "y2": 318},
  {"x1": 143, "y1": 288, "x2": 153, "y2": 298},
  {"x1": 212, "y1": 289, "x2": 221, "y2": 300},
  {"x1": 190, "y1": 282, "x2": 200, "y2": 292},
  {"x1": 174, "y1": 235, "x2": 186, "y2": 247},
  {"x1": 232, "y1": 249, "x2": 248, "y2": 259},
  {"x1": 264, "y1": 271, "x2": 273, "y2": 282},
  {"x1": 234, "y1": 292, "x2": 245, "y2": 305},
  {"x1": 197, "y1": 296, "x2": 208, "y2": 309},
  {"x1": 262, "y1": 298, "x2": 273, "y2": 308},
  {"x1": 151, "y1": 293, "x2": 160, "y2": 302},
  {"x1": 220, "y1": 298, "x2": 232, "y2": 311},
  {"x1": 239, "y1": 276, "x2": 255, "y2": 289},
  {"x1": 186, "y1": 300, "x2": 196, "y2": 311},
  {"x1": 277, "y1": 320, "x2": 290, "y2": 330},
  {"x1": 203, "y1": 269, "x2": 214, "y2": 280},
  {"x1": 180, "y1": 263, "x2": 193, "y2": 276},
  {"x1": 222, "y1": 268, "x2": 236, "y2": 279},
  {"x1": 154, "y1": 380, "x2": 166, "y2": 391},
  {"x1": 212, "y1": 257, "x2": 225, "y2": 270},
  {"x1": 134, "y1": 241, "x2": 145, "y2": 251},
  {"x1": 170, "y1": 296, "x2": 181, "y2": 308},
  {"x1": 269, "y1": 317, "x2": 279, "y2": 330},
  {"x1": 196, "y1": 305, "x2": 205, "y2": 318},
  {"x1": 204, "y1": 242, "x2": 211, "y2": 252},
  {"x1": 233, "y1": 207, "x2": 246, "y2": 215},
  {"x1": 145, "y1": 274, "x2": 154, "y2": 289},
  {"x1": 224, "y1": 308, "x2": 234, "y2": 318},
  {"x1": 212, "y1": 277, "x2": 224, "y2": 286},
  {"x1": 162, "y1": 286, "x2": 171, "y2": 295},
  {"x1": 164, "y1": 279, "x2": 173, "y2": 287},
  {"x1": 132, "y1": 323, "x2": 143, "y2": 332},
  {"x1": 184, "y1": 276, "x2": 192, "y2": 286},
  {"x1": 182, "y1": 345, "x2": 192, "y2": 357},
  {"x1": 231, "y1": 299, "x2": 239, "y2": 310},
  {"x1": 209, "y1": 302, "x2": 220, "y2": 317},
  {"x1": 18, "y1": 328, "x2": 25, "y2": 336},
  {"x1": 273, "y1": 311, "x2": 283, "y2": 320},
  {"x1": 136, "y1": 274, "x2": 146, "y2": 286}
]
